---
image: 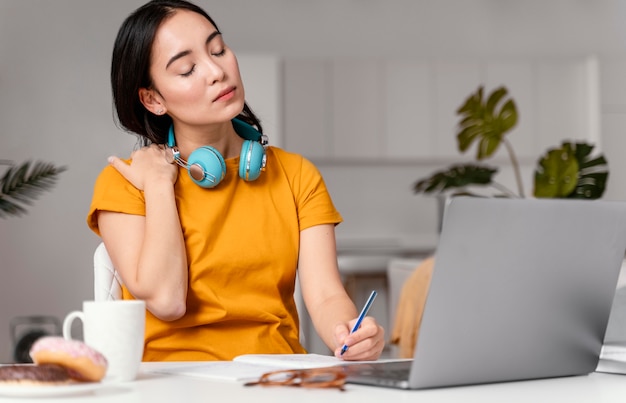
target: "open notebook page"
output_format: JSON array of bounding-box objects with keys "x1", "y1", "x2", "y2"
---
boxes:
[{"x1": 147, "y1": 354, "x2": 408, "y2": 382}]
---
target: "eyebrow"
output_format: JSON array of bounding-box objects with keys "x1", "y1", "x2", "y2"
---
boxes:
[{"x1": 165, "y1": 30, "x2": 222, "y2": 70}]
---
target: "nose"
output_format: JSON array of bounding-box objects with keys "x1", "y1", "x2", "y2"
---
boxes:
[{"x1": 204, "y1": 57, "x2": 225, "y2": 85}]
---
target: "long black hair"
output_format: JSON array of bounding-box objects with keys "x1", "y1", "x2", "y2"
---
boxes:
[{"x1": 111, "y1": 0, "x2": 262, "y2": 144}]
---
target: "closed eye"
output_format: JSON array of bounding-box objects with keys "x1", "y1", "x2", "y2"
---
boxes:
[{"x1": 181, "y1": 65, "x2": 196, "y2": 77}]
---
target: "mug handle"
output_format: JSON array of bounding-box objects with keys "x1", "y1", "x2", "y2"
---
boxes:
[{"x1": 62, "y1": 311, "x2": 84, "y2": 340}]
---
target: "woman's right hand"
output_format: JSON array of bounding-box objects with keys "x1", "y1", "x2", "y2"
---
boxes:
[{"x1": 108, "y1": 144, "x2": 178, "y2": 191}]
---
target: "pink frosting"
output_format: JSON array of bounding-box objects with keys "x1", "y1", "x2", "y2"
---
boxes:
[{"x1": 30, "y1": 336, "x2": 108, "y2": 367}]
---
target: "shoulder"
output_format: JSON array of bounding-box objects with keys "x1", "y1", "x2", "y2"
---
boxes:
[
  {"x1": 92, "y1": 159, "x2": 144, "y2": 201},
  {"x1": 264, "y1": 147, "x2": 331, "y2": 199},
  {"x1": 266, "y1": 147, "x2": 318, "y2": 174},
  {"x1": 93, "y1": 159, "x2": 133, "y2": 188},
  {"x1": 267, "y1": 146, "x2": 301, "y2": 162},
  {"x1": 87, "y1": 159, "x2": 143, "y2": 235}
]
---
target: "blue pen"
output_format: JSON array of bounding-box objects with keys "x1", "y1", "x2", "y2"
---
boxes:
[{"x1": 340, "y1": 290, "x2": 378, "y2": 356}]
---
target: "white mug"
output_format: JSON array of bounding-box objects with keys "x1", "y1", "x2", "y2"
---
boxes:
[{"x1": 63, "y1": 300, "x2": 146, "y2": 382}]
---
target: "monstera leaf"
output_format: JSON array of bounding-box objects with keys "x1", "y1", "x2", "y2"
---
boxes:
[
  {"x1": 456, "y1": 86, "x2": 518, "y2": 160},
  {"x1": 534, "y1": 142, "x2": 608, "y2": 199},
  {"x1": 413, "y1": 164, "x2": 498, "y2": 195},
  {"x1": 0, "y1": 160, "x2": 67, "y2": 218},
  {"x1": 413, "y1": 84, "x2": 608, "y2": 200}
]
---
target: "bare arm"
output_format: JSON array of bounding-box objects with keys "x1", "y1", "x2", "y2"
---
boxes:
[
  {"x1": 98, "y1": 144, "x2": 187, "y2": 321},
  {"x1": 298, "y1": 224, "x2": 385, "y2": 360}
]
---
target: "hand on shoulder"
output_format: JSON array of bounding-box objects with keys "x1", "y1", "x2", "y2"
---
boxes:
[{"x1": 108, "y1": 144, "x2": 177, "y2": 191}]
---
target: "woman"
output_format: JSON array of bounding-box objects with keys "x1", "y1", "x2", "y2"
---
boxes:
[{"x1": 87, "y1": 0, "x2": 385, "y2": 361}]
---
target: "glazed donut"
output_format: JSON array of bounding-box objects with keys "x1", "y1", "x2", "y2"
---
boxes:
[
  {"x1": 0, "y1": 364, "x2": 71, "y2": 385},
  {"x1": 29, "y1": 337, "x2": 108, "y2": 382}
]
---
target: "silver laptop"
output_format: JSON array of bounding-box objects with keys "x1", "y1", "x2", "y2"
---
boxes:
[{"x1": 344, "y1": 197, "x2": 626, "y2": 389}]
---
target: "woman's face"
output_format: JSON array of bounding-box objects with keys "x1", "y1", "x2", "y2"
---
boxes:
[{"x1": 145, "y1": 9, "x2": 245, "y2": 127}]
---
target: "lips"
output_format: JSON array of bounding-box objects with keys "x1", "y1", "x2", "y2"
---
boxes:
[{"x1": 214, "y1": 87, "x2": 235, "y2": 102}]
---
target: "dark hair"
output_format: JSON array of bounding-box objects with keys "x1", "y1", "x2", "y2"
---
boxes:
[{"x1": 111, "y1": 0, "x2": 262, "y2": 144}]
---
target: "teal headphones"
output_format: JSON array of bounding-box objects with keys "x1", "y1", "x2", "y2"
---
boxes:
[{"x1": 168, "y1": 118, "x2": 268, "y2": 188}]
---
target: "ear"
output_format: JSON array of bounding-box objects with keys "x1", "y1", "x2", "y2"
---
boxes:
[{"x1": 139, "y1": 88, "x2": 166, "y2": 116}]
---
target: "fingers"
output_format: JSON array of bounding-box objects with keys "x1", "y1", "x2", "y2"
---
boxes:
[
  {"x1": 339, "y1": 334, "x2": 385, "y2": 361},
  {"x1": 107, "y1": 155, "x2": 130, "y2": 176},
  {"x1": 334, "y1": 317, "x2": 385, "y2": 361},
  {"x1": 107, "y1": 144, "x2": 178, "y2": 190}
]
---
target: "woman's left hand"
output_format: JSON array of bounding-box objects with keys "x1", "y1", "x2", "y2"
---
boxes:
[
  {"x1": 108, "y1": 144, "x2": 178, "y2": 191},
  {"x1": 333, "y1": 316, "x2": 385, "y2": 361}
]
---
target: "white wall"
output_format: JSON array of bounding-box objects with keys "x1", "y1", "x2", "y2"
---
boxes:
[
  {"x1": 0, "y1": 0, "x2": 138, "y2": 363},
  {"x1": 2, "y1": 0, "x2": 626, "y2": 362}
]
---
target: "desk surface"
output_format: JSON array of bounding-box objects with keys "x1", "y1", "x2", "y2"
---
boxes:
[{"x1": 1, "y1": 362, "x2": 626, "y2": 403}]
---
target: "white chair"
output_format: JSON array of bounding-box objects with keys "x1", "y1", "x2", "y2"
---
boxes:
[{"x1": 93, "y1": 242, "x2": 123, "y2": 301}]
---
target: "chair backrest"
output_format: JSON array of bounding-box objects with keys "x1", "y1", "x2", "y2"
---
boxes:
[{"x1": 93, "y1": 242, "x2": 123, "y2": 301}]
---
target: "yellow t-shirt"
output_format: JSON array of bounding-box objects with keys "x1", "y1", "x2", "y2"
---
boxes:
[{"x1": 86, "y1": 147, "x2": 343, "y2": 361}]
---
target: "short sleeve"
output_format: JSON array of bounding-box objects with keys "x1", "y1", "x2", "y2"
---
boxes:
[
  {"x1": 294, "y1": 156, "x2": 343, "y2": 231},
  {"x1": 86, "y1": 164, "x2": 146, "y2": 236}
]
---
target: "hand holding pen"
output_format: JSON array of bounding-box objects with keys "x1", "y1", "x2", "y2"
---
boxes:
[{"x1": 338, "y1": 290, "x2": 378, "y2": 357}]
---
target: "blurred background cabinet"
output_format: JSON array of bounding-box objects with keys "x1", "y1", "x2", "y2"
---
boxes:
[{"x1": 283, "y1": 56, "x2": 600, "y2": 164}]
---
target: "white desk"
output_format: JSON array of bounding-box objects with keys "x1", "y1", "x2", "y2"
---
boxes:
[{"x1": 2, "y1": 362, "x2": 626, "y2": 403}]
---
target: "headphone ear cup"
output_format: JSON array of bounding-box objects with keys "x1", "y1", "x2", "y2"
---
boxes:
[
  {"x1": 187, "y1": 146, "x2": 226, "y2": 188},
  {"x1": 239, "y1": 140, "x2": 266, "y2": 181}
]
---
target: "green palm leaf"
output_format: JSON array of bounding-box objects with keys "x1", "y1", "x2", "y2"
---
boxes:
[
  {"x1": 414, "y1": 85, "x2": 607, "y2": 200},
  {"x1": 533, "y1": 145, "x2": 578, "y2": 198},
  {"x1": 413, "y1": 164, "x2": 498, "y2": 195},
  {"x1": 0, "y1": 160, "x2": 67, "y2": 218},
  {"x1": 456, "y1": 86, "x2": 518, "y2": 160},
  {"x1": 533, "y1": 142, "x2": 608, "y2": 199}
]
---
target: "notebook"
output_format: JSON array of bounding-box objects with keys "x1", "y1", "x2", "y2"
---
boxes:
[{"x1": 344, "y1": 196, "x2": 626, "y2": 389}]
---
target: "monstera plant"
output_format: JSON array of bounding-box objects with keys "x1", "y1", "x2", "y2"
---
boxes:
[
  {"x1": 414, "y1": 85, "x2": 609, "y2": 199},
  {"x1": 0, "y1": 160, "x2": 67, "y2": 218}
]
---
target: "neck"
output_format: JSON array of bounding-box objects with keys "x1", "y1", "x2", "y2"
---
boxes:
[{"x1": 169, "y1": 122, "x2": 243, "y2": 160}]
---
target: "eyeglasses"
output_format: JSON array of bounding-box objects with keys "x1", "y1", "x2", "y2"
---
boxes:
[{"x1": 244, "y1": 367, "x2": 347, "y2": 391}]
